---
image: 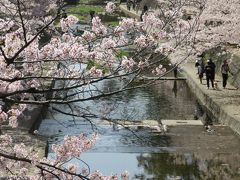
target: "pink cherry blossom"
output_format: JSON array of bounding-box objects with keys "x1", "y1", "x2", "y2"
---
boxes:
[
  {"x1": 92, "y1": 16, "x2": 107, "y2": 35},
  {"x1": 0, "y1": 106, "x2": 8, "y2": 123},
  {"x1": 60, "y1": 15, "x2": 79, "y2": 32},
  {"x1": 152, "y1": 64, "x2": 167, "y2": 75},
  {"x1": 105, "y1": 2, "x2": 116, "y2": 14},
  {"x1": 119, "y1": 18, "x2": 136, "y2": 31},
  {"x1": 142, "y1": 12, "x2": 163, "y2": 29},
  {"x1": 121, "y1": 56, "x2": 135, "y2": 70},
  {"x1": 0, "y1": 134, "x2": 13, "y2": 147},
  {"x1": 89, "y1": 66, "x2": 104, "y2": 78},
  {"x1": 82, "y1": 31, "x2": 96, "y2": 41}
]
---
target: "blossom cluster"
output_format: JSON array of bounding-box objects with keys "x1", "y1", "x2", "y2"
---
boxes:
[
  {"x1": 0, "y1": 18, "x2": 14, "y2": 32},
  {"x1": 194, "y1": 0, "x2": 240, "y2": 52},
  {"x1": 52, "y1": 133, "x2": 97, "y2": 161},
  {"x1": 121, "y1": 56, "x2": 136, "y2": 70},
  {"x1": 92, "y1": 17, "x2": 108, "y2": 35},
  {"x1": 152, "y1": 64, "x2": 167, "y2": 75},
  {"x1": 105, "y1": 2, "x2": 116, "y2": 14},
  {"x1": 60, "y1": 15, "x2": 79, "y2": 32}
]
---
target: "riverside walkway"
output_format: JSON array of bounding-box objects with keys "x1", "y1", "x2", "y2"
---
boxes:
[
  {"x1": 119, "y1": 4, "x2": 142, "y2": 20},
  {"x1": 119, "y1": 4, "x2": 240, "y2": 135},
  {"x1": 182, "y1": 62, "x2": 240, "y2": 135}
]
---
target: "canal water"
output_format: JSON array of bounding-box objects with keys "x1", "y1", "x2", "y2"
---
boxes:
[
  {"x1": 38, "y1": 77, "x2": 240, "y2": 179},
  {"x1": 37, "y1": 78, "x2": 201, "y2": 178},
  {"x1": 38, "y1": 22, "x2": 239, "y2": 179}
]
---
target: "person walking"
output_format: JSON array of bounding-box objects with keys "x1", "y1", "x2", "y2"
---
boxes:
[
  {"x1": 135, "y1": 0, "x2": 141, "y2": 13},
  {"x1": 197, "y1": 62, "x2": 204, "y2": 84},
  {"x1": 195, "y1": 53, "x2": 203, "y2": 74},
  {"x1": 205, "y1": 60, "x2": 214, "y2": 89},
  {"x1": 140, "y1": 5, "x2": 148, "y2": 21},
  {"x1": 132, "y1": 0, "x2": 136, "y2": 10},
  {"x1": 208, "y1": 58, "x2": 216, "y2": 81},
  {"x1": 127, "y1": 0, "x2": 131, "y2": 10},
  {"x1": 221, "y1": 60, "x2": 231, "y2": 89}
]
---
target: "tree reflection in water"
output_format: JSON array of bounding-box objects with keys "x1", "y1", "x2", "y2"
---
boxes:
[{"x1": 136, "y1": 152, "x2": 240, "y2": 180}]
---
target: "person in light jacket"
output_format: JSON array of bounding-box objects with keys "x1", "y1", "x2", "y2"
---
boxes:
[{"x1": 221, "y1": 60, "x2": 231, "y2": 89}]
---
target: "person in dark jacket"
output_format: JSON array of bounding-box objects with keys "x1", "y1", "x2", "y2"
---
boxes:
[
  {"x1": 208, "y1": 58, "x2": 216, "y2": 81},
  {"x1": 140, "y1": 5, "x2": 148, "y2": 21},
  {"x1": 127, "y1": 0, "x2": 131, "y2": 10},
  {"x1": 205, "y1": 60, "x2": 214, "y2": 89}
]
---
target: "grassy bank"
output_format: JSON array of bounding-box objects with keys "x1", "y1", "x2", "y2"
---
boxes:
[{"x1": 67, "y1": 3, "x2": 123, "y2": 27}]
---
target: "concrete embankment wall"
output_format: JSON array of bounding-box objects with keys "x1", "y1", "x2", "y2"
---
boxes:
[{"x1": 182, "y1": 63, "x2": 240, "y2": 135}]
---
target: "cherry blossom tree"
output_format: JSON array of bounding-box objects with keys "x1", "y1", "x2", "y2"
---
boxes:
[
  {"x1": 192, "y1": 0, "x2": 240, "y2": 52},
  {"x1": 0, "y1": 0, "x2": 203, "y2": 178}
]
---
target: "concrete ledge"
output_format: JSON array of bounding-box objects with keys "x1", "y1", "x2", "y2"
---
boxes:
[
  {"x1": 138, "y1": 76, "x2": 186, "y2": 81},
  {"x1": 161, "y1": 120, "x2": 203, "y2": 126},
  {"x1": 182, "y1": 63, "x2": 240, "y2": 135}
]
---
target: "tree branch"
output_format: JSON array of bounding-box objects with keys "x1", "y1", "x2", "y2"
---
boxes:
[
  {"x1": 17, "y1": 0, "x2": 27, "y2": 44},
  {"x1": 4, "y1": 12, "x2": 60, "y2": 65},
  {"x1": 0, "y1": 152, "x2": 90, "y2": 180}
]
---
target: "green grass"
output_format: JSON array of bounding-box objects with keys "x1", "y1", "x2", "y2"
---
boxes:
[
  {"x1": 116, "y1": 49, "x2": 130, "y2": 58},
  {"x1": 106, "y1": 21, "x2": 119, "y2": 27},
  {"x1": 66, "y1": 3, "x2": 123, "y2": 26},
  {"x1": 70, "y1": 14, "x2": 89, "y2": 21},
  {"x1": 68, "y1": 5, "x2": 104, "y2": 15},
  {"x1": 67, "y1": 4, "x2": 104, "y2": 23}
]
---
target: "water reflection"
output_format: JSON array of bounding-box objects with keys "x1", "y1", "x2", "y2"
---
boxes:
[
  {"x1": 139, "y1": 80, "x2": 196, "y2": 120},
  {"x1": 71, "y1": 79, "x2": 198, "y2": 121},
  {"x1": 58, "y1": 151, "x2": 240, "y2": 180},
  {"x1": 136, "y1": 152, "x2": 240, "y2": 180},
  {"x1": 172, "y1": 80, "x2": 178, "y2": 98}
]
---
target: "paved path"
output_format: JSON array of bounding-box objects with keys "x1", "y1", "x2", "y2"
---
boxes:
[
  {"x1": 182, "y1": 62, "x2": 240, "y2": 135},
  {"x1": 119, "y1": 4, "x2": 141, "y2": 20}
]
